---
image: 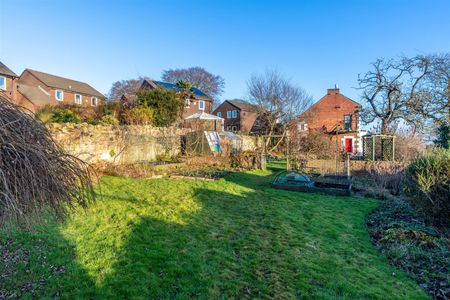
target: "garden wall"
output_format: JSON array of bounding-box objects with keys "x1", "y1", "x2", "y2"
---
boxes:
[
  {"x1": 47, "y1": 123, "x2": 192, "y2": 164},
  {"x1": 48, "y1": 124, "x2": 260, "y2": 164}
]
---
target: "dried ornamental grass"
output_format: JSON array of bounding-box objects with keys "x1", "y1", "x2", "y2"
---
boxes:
[{"x1": 0, "y1": 96, "x2": 95, "y2": 226}]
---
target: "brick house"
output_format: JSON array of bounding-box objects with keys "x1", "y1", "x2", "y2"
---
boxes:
[
  {"x1": 212, "y1": 100, "x2": 260, "y2": 133},
  {"x1": 15, "y1": 69, "x2": 105, "y2": 112},
  {"x1": 297, "y1": 87, "x2": 361, "y2": 153},
  {"x1": 0, "y1": 61, "x2": 19, "y2": 101},
  {"x1": 122, "y1": 79, "x2": 213, "y2": 119}
]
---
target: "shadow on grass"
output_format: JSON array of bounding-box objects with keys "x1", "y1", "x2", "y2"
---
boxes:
[{"x1": 1, "y1": 166, "x2": 428, "y2": 299}]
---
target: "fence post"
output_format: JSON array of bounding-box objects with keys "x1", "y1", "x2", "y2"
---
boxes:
[
  {"x1": 346, "y1": 154, "x2": 351, "y2": 179},
  {"x1": 261, "y1": 136, "x2": 267, "y2": 170}
]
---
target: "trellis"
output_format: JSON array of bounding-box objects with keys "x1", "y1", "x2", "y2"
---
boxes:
[{"x1": 363, "y1": 134, "x2": 395, "y2": 161}]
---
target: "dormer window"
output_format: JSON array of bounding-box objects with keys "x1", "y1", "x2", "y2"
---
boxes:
[
  {"x1": 0, "y1": 76, "x2": 6, "y2": 90},
  {"x1": 55, "y1": 89, "x2": 64, "y2": 101},
  {"x1": 91, "y1": 97, "x2": 98, "y2": 106}
]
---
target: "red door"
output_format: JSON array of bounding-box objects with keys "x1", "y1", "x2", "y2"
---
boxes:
[{"x1": 344, "y1": 138, "x2": 353, "y2": 153}]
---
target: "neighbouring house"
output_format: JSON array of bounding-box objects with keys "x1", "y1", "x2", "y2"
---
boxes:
[
  {"x1": 15, "y1": 69, "x2": 105, "y2": 112},
  {"x1": 296, "y1": 87, "x2": 362, "y2": 153},
  {"x1": 122, "y1": 79, "x2": 213, "y2": 119},
  {"x1": 213, "y1": 99, "x2": 261, "y2": 134},
  {"x1": 0, "y1": 61, "x2": 19, "y2": 101}
]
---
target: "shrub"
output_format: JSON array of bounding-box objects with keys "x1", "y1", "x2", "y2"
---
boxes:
[
  {"x1": 121, "y1": 107, "x2": 154, "y2": 125},
  {"x1": 99, "y1": 114, "x2": 119, "y2": 126},
  {"x1": 36, "y1": 106, "x2": 82, "y2": 124},
  {"x1": 0, "y1": 96, "x2": 95, "y2": 226},
  {"x1": 137, "y1": 89, "x2": 184, "y2": 127},
  {"x1": 404, "y1": 148, "x2": 450, "y2": 227}
]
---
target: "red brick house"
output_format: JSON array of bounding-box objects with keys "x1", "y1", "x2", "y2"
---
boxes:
[
  {"x1": 297, "y1": 87, "x2": 361, "y2": 153},
  {"x1": 15, "y1": 69, "x2": 105, "y2": 112},
  {"x1": 212, "y1": 100, "x2": 260, "y2": 133},
  {"x1": 123, "y1": 79, "x2": 213, "y2": 119},
  {"x1": 0, "y1": 61, "x2": 19, "y2": 102}
]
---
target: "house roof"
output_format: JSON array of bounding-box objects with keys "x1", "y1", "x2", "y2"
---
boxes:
[
  {"x1": 17, "y1": 84, "x2": 53, "y2": 107},
  {"x1": 300, "y1": 88, "x2": 361, "y2": 117},
  {"x1": 227, "y1": 99, "x2": 258, "y2": 112},
  {"x1": 0, "y1": 61, "x2": 18, "y2": 77},
  {"x1": 24, "y1": 69, "x2": 104, "y2": 98},
  {"x1": 185, "y1": 111, "x2": 223, "y2": 120},
  {"x1": 143, "y1": 79, "x2": 210, "y2": 99}
]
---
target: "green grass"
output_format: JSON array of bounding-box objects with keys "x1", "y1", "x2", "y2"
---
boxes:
[{"x1": 1, "y1": 162, "x2": 428, "y2": 299}]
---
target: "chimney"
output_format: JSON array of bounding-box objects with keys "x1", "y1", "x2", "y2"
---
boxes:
[{"x1": 327, "y1": 85, "x2": 340, "y2": 95}]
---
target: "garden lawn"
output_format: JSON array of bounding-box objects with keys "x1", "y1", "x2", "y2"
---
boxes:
[{"x1": 1, "y1": 162, "x2": 428, "y2": 299}]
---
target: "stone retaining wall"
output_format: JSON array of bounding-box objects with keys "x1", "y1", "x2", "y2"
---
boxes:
[
  {"x1": 48, "y1": 124, "x2": 260, "y2": 164},
  {"x1": 47, "y1": 123, "x2": 192, "y2": 164}
]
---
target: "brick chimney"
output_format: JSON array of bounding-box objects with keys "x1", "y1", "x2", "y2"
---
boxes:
[{"x1": 327, "y1": 84, "x2": 340, "y2": 95}]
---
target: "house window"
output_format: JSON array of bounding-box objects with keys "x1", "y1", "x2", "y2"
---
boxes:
[
  {"x1": 217, "y1": 112, "x2": 222, "y2": 118},
  {"x1": 91, "y1": 97, "x2": 98, "y2": 106},
  {"x1": 227, "y1": 111, "x2": 231, "y2": 118},
  {"x1": 55, "y1": 89, "x2": 64, "y2": 101},
  {"x1": 232, "y1": 110, "x2": 237, "y2": 118},
  {"x1": 199, "y1": 100, "x2": 205, "y2": 110},
  {"x1": 0, "y1": 76, "x2": 6, "y2": 90},
  {"x1": 344, "y1": 114, "x2": 352, "y2": 131},
  {"x1": 75, "y1": 94, "x2": 82, "y2": 105},
  {"x1": 232, "y1": 125, "x2": 237, "y2": 131},
  {"x1": 185, "y1": 98, "x2": 191, "y2": 108},
  {"x1": 297, "y1": 121, "x2": 307, "y2": 132}
]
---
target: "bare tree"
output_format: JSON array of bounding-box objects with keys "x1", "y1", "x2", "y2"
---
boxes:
[
  {"x1": 162, "y1": 67, "x2": 225, "y2": 102},
  {"x1": 357, "y1": 55, "x2": 435, "y2": 133},
  {"x1": 412, "y1": 53, "x2": 450, "y2": 125},
  {"x1": 247, "y1": 70, "x2": 312, "y2": 151},
  {"x1": 107, "y1": 77, "x2": 147, "y2": 101}
]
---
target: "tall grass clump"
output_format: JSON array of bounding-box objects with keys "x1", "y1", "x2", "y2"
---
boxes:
[
  {"x1": 404, "y1": 148, "x2": 450, "y2": 227},
  {"x1": 0, "y1": 96, "x2": 95, "y2": 226}
]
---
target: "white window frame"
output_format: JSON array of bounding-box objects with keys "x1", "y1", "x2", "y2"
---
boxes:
[
  {"x1": 185, "y1": 98, "x2": 191, "y2": 108},
  {"x1": 55, "y1": 89, "x2": 64, "y2": 101},
  {"x1": 227, "y1": 111, "x2": 231, "y2": 118},
  {"x1": 217, "y1": 112, "x2": 222, "y2": 118},
  {"x1": 74, "y1": 94, "x2": 82, "y2": 105},
  {"x1": 91, "y1": 97, "x2": 98, "y2": 106},
  {"x1": 199, "y1": 100, "x2": 205, "y2": 110},
  {"x1": 0, "y1": 76, "x2": 6, "y2": 90},
  {"x1": 232, "y1": 110, "x2": 237, "y2": 118}
]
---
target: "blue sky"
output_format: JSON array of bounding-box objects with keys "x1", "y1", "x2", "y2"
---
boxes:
[{"x1": 1, "y1": 0, "x2": 449, "y2": 103}]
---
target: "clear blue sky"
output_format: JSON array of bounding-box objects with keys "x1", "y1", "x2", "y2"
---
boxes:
[{"x1": 1, "y1": 0, "x2": 449, "y2": 103}]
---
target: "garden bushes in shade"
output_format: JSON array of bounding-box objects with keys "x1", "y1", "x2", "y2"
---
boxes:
[
  {"x1": 404, "y1": 148, "x2": 450, "y2": 227},
  {"x1": 0, "y1": 96, "x2": 95, "y2": 226}
]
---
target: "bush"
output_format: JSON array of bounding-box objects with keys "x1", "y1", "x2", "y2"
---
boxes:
[
  {"x1": 137, "y1": 89, "x2": 184, "y2": 127},
  {"x1": 36, "y1": 106, "x2": 82, "y2": 124},
  {"x1": 404, "y1": 148, "x2": 450, "y2": 227},
  {"x1": 121, "y1": 107, "x2": 154, "y2": 125},
  {"x1": 99, "y1": 114, "x2": 119, "y2": 126}
]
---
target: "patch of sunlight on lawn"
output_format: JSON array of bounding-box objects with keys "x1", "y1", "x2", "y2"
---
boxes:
[{"x1": 62, "y1": 177, "x2": 203, "y2": 284}]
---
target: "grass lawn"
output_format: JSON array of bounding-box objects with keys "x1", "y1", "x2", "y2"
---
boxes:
[{"x1": 1, "y1": 162, "x2": 428, "y2": 299}]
